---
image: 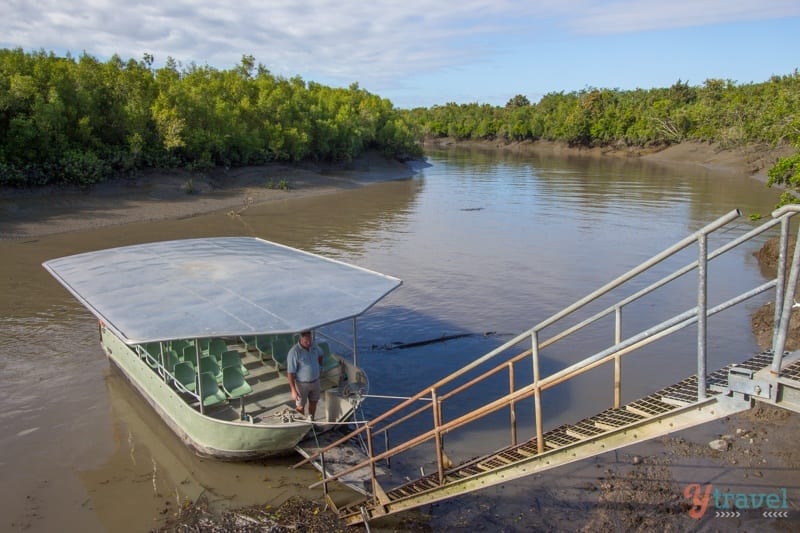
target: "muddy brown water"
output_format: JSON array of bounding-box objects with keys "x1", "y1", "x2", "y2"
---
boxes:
[{"x1": 1, "y1": 147, "x2": 796, "y2": 531}]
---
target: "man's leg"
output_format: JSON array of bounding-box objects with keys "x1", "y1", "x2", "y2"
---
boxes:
[
  {"x1": 296, "y1": 382, "x2": 309, "y2": 414},
  {"x1": 307, "y1": 380, "x2": 321, "y2": 419}
]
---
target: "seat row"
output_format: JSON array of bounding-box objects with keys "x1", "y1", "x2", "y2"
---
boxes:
[
  {"x1": 171, "y1": 359, "x2": 253, "y2": 418},
  {"x1": 174, "y1": 364, "x2": 252, "y2": 406},
  {"x1": 136, "y1": 339, "x2": 253, "y2": 416},
  {"x1": 140, "y1": 339, "x2": 248, "y2": 373}
]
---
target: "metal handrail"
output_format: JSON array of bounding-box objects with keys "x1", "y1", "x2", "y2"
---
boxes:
[{"x1": 297, "y1": 206, "x2": 800, "y2": 502}]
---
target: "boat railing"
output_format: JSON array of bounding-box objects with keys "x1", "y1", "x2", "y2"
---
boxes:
[
  {"x1": 134, "y1": 342, "x2": 201, "y2": 404},
  {"x1": 295, "y1": 206, "x2": 800, "y2": 498}
]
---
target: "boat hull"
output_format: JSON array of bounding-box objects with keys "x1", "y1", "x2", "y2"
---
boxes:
[{"x1": 100, "y1": 326, "x2": 355, "y2": 460}]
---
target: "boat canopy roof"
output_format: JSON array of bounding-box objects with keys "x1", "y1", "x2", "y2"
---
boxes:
[{"x1": 43, "y1": 237, "x2": 402, "y2": 345}]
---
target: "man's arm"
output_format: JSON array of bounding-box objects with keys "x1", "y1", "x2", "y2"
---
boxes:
[
  {"x1": 286, "y1": 348, "x2": 299, "y2": 401},
  {"x1": 287, "y1": 372, "x2": 299, "y2": 402}
]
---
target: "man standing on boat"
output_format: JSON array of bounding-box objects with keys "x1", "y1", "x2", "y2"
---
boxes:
[{"x1": 287, "y1": 330, "x2": 324, "y2": 421}]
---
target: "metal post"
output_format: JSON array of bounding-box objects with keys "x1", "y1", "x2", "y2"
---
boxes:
[
  {"x1": 532, "y1": 331, "x2": 544, "y2": 454},
  {"x1": 366, "y1": 425, "x2": 378, "y2": 498},
  {"x1": 383, "y1": 429, "x2": 391, "y2": 469},
  {"x1": 320, "y1": 451, "x2": 328, "y2": 498},
  {"x1": 508, "y1": 362, "x2": 517, "y2": 446},
  {"x1": 614, "y1": 306, "x2": 622, "y2": 408},
  {"x1": 613, "y1": 355, "x2": 622, "y2": 409},
  {"x1": 352, "y1": 317, "x2": 358, "y2": 367},
  {"x1": 194, "y1": 338, "x2": 202, "y2": 402},
  {"x1": 697, "y1": 233, "x2": 708, "y2": 400},
  {"x1": 158, "y1": 342, "x2": 165, "y2": 380},
  {"x1": 432, "y1": 389, "x2": 445, "y2": 485},
  {"x1": 772, "y1": 216, "x2": 790, "y2": 351},
  {"x1": 772, "y1": 223, "x2": 800, "y2": 374}
]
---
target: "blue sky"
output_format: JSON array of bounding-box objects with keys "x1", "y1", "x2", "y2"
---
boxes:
[{"x1": 2, "y1": 1, "x2": 799, "y2": 108}]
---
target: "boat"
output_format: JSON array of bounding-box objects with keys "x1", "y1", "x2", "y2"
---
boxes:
[{"x1": 43, "y1": 237, "x2": 402, "y2": 460}]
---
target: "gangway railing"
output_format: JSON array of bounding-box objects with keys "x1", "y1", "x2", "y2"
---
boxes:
[{"x1": 295, "y1": 205, "x2": 800, "y2": 523}]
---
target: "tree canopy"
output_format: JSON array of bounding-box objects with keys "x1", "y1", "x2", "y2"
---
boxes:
[
  {"x1": 0, "y1": 49, "x2": 422, "y2": 187},
  {"x1": 404, "y1": 74, "x2": 800, "y2": 149},
  {"x1": 2, "y1": 47, "x2": 798, "y2": 200}
]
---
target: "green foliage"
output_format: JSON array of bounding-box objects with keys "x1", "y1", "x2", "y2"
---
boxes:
[
  {"x1": 403, "y1": 72, "x2": 800, "y2": 207},
  {"x1": 767, "y1": 153, "x2": 800, "y2": 207},
  {"x1": 767, "y1": 153, "x2": 800, "y2": 188},
  {"x1": 405, "y1": 72, "x2": 800, "y2": 150},
  {"x1": 264, "y1": 177, "x2": 290, "y2": 190},
  {"x1": 0, "y1": 48, "x2": 422, "y2": 187},
  {"x1": 58, "y1": 149, "x2": 110, "y2": 186},
  {"x1": 505, "y1": 94, "x2": 530, "y2": 108}
]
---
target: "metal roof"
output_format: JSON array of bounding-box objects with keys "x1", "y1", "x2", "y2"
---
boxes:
[{"x1": 43, "y1": 237, "x2": 402, "y2": 344}]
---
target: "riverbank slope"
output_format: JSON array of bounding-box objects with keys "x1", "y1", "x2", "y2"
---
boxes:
[
  {"x1": 2, "y1": 141, "x2": 795, "y2": 241},
  {"x1": 0, "y1": 150, "x2": 420, "y2": 240},
  {"x1": 425, "y1": 137, "x2": 796, "y2": 185}
]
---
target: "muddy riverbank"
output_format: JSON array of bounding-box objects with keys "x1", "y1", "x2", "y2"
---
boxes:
[{"x1": 2, "y1": 141, "x2": 795, "y2": 241}]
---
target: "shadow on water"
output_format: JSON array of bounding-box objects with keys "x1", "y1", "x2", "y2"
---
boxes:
[
  {"x1": 336, "y1": 304, "x2": 571, "y2": 479},
  {"x1": 0, "y1": 177, "x2": 425, "y2": 531},
  {"x1": 78, "y1": 367, "x2": 332, "y2": 532}
]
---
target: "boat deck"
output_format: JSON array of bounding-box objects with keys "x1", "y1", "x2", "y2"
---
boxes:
[
  {"x1": 140, "y1": 337, "x2": 346, "y2": 426},
  {"x1": 201, "y1": 347, "x2": 296, "y2": 423}
]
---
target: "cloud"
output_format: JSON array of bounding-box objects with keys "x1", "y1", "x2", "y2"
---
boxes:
[
  {"x1": 562, "y1": 0, "x2": 800, "y2": 35},
  {"x1": 2, "y1": 0, "x2": 798, "y2": 93}
]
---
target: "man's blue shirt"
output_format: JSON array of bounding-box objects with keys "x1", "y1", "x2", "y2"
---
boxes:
[{"x1": 287, "y1": 342, "x2": 322, "y2": 382}]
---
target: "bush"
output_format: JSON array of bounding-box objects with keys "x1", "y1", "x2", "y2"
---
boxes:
[
  {"x1": 0, "y1": 160, "x2": 27, "y2": 187},
  {"x1": 58, "y1": 149, "x2": 111, "y2": 186}
]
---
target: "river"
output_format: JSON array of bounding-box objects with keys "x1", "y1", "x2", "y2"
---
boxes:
[{"x1": 0, "y1": 145, "x2": 785, "y2": 531}]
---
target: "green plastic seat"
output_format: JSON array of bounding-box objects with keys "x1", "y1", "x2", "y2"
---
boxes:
[
  {"x1": 197, "y1": 338, "x2": 211, "y2": 355},
  {"x1": 222, "y1": 366, "x2": 253, "y2": 398},
  {"x1": 271, "y1": 338, "x2": 292, "y2": 373},
  {"x1": 240, "y1": 336, "x2": 256, "y2": 350},
  {"x1": 142, "y1": 342, "x2": 162, "y2": 368},
  {"x1": 199, "y1": 355, "x2": 222, "y2": 382},
  {"x1": 318, "y1": 341, "x2": 331, "y2": 357},
  {"x1": 182, "y1": 344, "x2": 201, "y2": 364},
  {"x1": 254, "y1": 336, "x2": 273, "y2": 362},
  {"x1": 208, "y1": 339, "x2": 228, "y2": 361},
  {"x1": 144, "y1": 342, "x2": 161, "y2": 356},
  {"x1": 165, "y1": 349, "x2": 181, "y2": 373},
  {"x1": 173, "y1": 361, "x2": 196, "y2": 393},
  {"x1": 318, "y1": 342, "x2": 340, "y2": 372},
  {"x1": 222, "y1": 366, "x2": 253, "y2": 420},
  {"x1": 199, "y1": 372, "x2": 226, "y2": 407},
  {"x1": 171, "y1": 339, "x2": 191, "y2": 355},
  {"x1": 221, "y1": 350, "x2": 249, "y2": 376}
]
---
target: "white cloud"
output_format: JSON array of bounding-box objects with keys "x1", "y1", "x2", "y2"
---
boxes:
[
  {"x1": 1, "y1": 0, "x2": 797, "y2": 94},
  {"x1": 562, "y1": 0, "x2": 800, "y2": 34},
  {"x1": 4, "y1": 1, "x2": 523, "y2": 83}
]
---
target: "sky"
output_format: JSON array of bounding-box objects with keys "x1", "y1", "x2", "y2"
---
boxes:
[{"x1": 2, "y1": 0, "x2": 799, "y2": 109}]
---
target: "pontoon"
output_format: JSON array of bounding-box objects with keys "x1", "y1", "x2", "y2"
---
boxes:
[{"x1": 43, "y1": 237, "x2": 401, "y2": 460}]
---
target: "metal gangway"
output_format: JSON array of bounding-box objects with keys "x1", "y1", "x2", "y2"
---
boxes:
[{"x1": 295, "y1": 206, "x2": 800, "y2": 526}]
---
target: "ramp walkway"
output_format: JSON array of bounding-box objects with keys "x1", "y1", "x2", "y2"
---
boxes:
[{"x1": 294, "y1": 206, "x2": 800, "y2": 526}]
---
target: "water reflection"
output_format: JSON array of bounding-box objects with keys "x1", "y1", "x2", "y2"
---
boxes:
[
  {"x1": 79, "y1": 369, "x2": 329, "y2": 532},
  {"x1": 0, "y1": 146, "x2": 786, "y2": 530}
]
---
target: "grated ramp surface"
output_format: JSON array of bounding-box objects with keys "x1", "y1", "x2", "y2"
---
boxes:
[{"x1": 336, "y1": 352, "x2": 777, "y2": 523}]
